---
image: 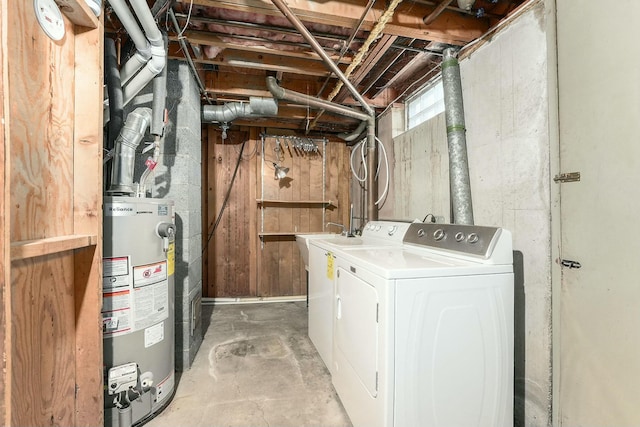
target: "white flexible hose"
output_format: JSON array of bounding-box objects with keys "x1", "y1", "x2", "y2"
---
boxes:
[
  {"x1": 374, "y1": 136, "x2": 390, "y2": 206},
  {"x1": 350, "y1": 139, "x2": 367, "y2": 182},
  {"x1": 349, "y1": 137, "x2": 390, "y2": 205}
]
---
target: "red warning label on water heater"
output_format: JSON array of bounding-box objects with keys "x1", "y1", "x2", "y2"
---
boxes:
[{"x1": 133, "y1": 261, "x2": 167, "y2": 287}]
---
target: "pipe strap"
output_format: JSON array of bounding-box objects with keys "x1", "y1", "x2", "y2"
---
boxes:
[
  {"x1": 446, "y1": 125, "x2": 467, "y2": 134},
  {"x1": 441, "y1": 58, "x2": 459, "y2": 69}
]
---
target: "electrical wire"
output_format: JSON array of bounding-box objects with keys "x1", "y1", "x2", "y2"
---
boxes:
[
  {"x1": 202, "y1": 140, "x2": 246, "y2": 255},
  {"x1": 349, "y1": 137, "x2": 390, "y2": 206},
  {"x1": 177, "y1": 0, "x2": 194, "y2": 39}
]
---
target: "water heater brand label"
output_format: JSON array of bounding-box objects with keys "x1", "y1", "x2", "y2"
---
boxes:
[{"x1": 105, "y1": 202, "x2": 136, "y2": 216}]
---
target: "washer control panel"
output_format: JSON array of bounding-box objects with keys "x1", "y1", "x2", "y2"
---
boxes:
[
  {"x1": 403, "y1": 223, "x2": 503, "y2": 258},
  {"x1": 361, "y1": 221, "x2": 412, "y2": 243}
]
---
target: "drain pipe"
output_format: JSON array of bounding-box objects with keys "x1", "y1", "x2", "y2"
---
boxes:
[
  {"x1": 108, "y1": 107, "x2": 153, "y2": 195},
  {"x1": 442, "y1": 48, "x2": 473, "y2": 225},
  {"x1": 105, "y1": 37, "x2": 123, "y2": 152},
  {"x1": 270, "y1": 0, "x2": 378, "y2": 220},
  {"x1": 338, "y1": 120, "x2": 367, "y2": 144},
  {"x1": 108, "y1": 0, "x2": 151, "y2": 85},
  {"x1": 122, "y1": 0, "x2": 166, "y2": 106}
]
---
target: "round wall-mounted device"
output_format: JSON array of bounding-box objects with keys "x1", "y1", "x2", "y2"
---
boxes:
[{"x1": 34, "y1": 0, "x2": 65, "y2": 41}]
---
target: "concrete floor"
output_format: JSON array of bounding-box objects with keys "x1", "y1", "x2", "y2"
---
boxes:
[{"x1": 146, "y1": 302, "x2": 352, "y2": 427}]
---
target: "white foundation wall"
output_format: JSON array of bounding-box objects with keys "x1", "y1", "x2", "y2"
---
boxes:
[
  {"x1": 388, "y1": 2, "x2": 552, "y2": 425},
  {"x1": 462, "y1": 3, "x2": 551, "y2": 426}
]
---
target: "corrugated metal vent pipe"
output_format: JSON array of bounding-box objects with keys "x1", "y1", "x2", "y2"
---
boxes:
[
  {"x1": 202, "y1": 97, "x2": 279, "y2": 123},
  {"x1": 108, "y1": 107, "x2": 153, "y2": 195},
  {"x1": 442, "y1": 48, "x2": 474, "y2": 225}
]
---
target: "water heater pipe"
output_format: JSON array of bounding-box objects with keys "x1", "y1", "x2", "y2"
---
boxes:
[
  {"x1": 108, "y1": 107, "x2": 153, "y2": 195},
  {"x1": 442, "y1": 48, "x2": 474, "y2": 225}
]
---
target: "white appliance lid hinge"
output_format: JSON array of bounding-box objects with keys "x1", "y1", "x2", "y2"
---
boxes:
[
  {"x1": 375, "y1": 371, "x2": 379, "y2": 391},
  {"x1": 376, "y1": 303, "x2": 379, "y2": 323}
]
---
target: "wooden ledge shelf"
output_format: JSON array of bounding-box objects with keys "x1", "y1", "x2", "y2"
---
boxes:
[
  {"x1": 257, "y1": 199, "x2": 337, "y2": 207},
  {"x1": 55, "y1": 0, "x2": 99, "y2": 29},
  {"x1": 11, "y1": 234, "x2": 98, "y2": 261}
]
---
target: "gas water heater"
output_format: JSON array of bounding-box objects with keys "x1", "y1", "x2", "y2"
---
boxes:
[{"x1": 103, "y1": 196, "x2": 176, "y2": 427}]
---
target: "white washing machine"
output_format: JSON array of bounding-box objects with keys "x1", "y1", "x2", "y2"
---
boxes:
[
  {"x1": 330, "y1": 223, "x2": 514, "y2": 427},
  {"x1": 307, "y1": 221, "x2": 412, "y2": 373}
]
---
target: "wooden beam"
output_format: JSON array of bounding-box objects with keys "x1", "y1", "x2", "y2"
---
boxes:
[
  {"x1": 423, "y1": 0, "x2": 454, "y2": 25},
  {"x1": 54, "y1": 0, "x2": 99, "y2": 28},
  {"x1": 186, "y1": 0, "x2": 488, "y2": 45},
  {"x1": 73, "y1": 14, "x2": 104, "y2": 426},
  {"x1": 175, "y1": 30, "x2": 352, "y2": 64},
  {"x1": 334, "y1": 34, "x2": 397, "y2": 103},
  {"x1": 169, "y1": 45, "x2": 342, "y2": 77}
]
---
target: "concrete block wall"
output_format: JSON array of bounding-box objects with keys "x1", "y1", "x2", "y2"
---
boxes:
[{"x1": 129, "y1": 60, "x2": 203, "y2": 371}]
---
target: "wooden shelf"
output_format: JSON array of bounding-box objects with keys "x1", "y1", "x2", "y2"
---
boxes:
[
  {"x1": 259, "y1": 232, "x2": 298, "y2": 237},
  {"x1": 257, "y1": 199, "x2": 336, "y2": 207},
  {"x1": 55, "y1": 0, "x2": 99, "y2": 29},
  {"x1": 11, "y1": 234, "x2": 98, "y2": 261}
]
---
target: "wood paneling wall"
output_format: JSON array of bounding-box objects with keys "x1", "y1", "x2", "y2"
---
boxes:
[
  {"x1": 203, "y1": 126, "x2": 350, "y2": 298},
  {"x1": 1, "y1": 1, "x2": 103, "y2": 425}
]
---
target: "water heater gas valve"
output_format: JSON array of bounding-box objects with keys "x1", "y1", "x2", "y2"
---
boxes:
[{"x1": 156, "y1": 222, "x2": 176, "y2": 252}]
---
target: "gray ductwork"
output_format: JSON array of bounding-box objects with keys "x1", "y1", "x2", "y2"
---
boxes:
[
  {"x1": 202, "y1": 97, "x2": 279, "y2": 123},
  {"x1": 108, "y1": 107, "x2": 153, "y2": 195},
  {"x1": 442, "y1": 48, "x2": 474, "y2": 225}
]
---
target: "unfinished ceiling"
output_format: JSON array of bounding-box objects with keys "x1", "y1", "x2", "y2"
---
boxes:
[{"x1": 106, "y1": 0, "x2": 527, "y2": 136}]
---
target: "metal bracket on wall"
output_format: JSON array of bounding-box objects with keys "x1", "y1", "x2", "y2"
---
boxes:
[{"x1": 553, "y1": 172, "x2": 580, "y2": 183}]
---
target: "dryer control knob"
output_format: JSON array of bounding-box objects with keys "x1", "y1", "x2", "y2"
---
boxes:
[
  {"x1": 455, "y1": 232, "x2": 465, "y2": 242},
  {"x1": 388, "y1": 226, "x2": 397, "y2": 235},
  {"x1": 467, "y1": 233, "x2": 479, "y2": 243},
  {"x1": 433, "y1": 228, "x2": 446, "y2": 241}
]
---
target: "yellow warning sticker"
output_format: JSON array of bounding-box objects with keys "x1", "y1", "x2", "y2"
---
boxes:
[
  {"x1": 167, "y1": 241, "x2": 175, "y2": 276},
  {"x1": 326, "y1": 252, "x2": 334, "y2": 280}
]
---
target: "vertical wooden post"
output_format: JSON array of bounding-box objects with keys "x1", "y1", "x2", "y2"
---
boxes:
[{"x1": 73, "y1": 21, "x2": 104, "y2": 426}]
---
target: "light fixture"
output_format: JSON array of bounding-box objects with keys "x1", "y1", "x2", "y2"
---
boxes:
[
  {"x1": 273, "y1": 162, "x2": 289, "y2": 180},
  {"x1": 457, "y1": 0, "x2": 475, "y2": 11}
]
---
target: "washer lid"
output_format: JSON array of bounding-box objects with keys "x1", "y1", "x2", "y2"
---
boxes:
[
  {"x1": 34, "y1": 0, "x2": 66, "y2": 41},
  {"x1": 336, "y1": 246, "x2": 512, "y2": 279}
]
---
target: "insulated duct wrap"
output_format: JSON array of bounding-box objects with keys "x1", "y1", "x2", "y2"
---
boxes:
[
  {"x1": 201, "y1": 97, "x2": 278, "y2": 123},
  {"x1": 109, "y1": 107, "x2": 153, "y2": 195},
  {"x1": 442, "y1": 48, "x2": 474, "y2": 225}
]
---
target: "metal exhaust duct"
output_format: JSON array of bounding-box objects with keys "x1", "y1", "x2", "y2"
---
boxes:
[{"x1": 442, "y1": 48, "x2": 474, "y2": 225}]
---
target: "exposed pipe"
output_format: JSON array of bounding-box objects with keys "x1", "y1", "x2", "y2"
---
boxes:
[
  {"x1": 122, "y1": 0, "x2": 166, "y2": 106},
  {"x1": 108, "y1": 0, "x2": 151, "y2": 85},
  {"x1": 202, "y1": 97, "x2": 278, "y2": 123},
  {"x1": 338, "y1": 120, "x2": 367, "y2": 143},
  {"x1": 266, "y1": 77, "x2": 368, "y2": 122},
  {"x1": 442, "y1": 48, "x2": 473, "y2": 225},
  {"x1": 105, "y1": 37, "x2": 123, "y2": 151},
  {"x1": 168, "y1": 8, "x2": 212, "y2": 104},
  {"x1": 108, "y1": 107, "x2": 153, "y2": 195},
  {"x1": 150, "y1": 31, "x2": 168, "y2": 137},
  {"x1": 268, "y1": 0, "x2": 378, "y2": 220},
  {"x1": 270, "y1": 0, "x2": 373, "y2": 117}
]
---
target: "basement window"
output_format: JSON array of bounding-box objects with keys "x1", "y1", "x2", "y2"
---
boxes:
[{"x1": 406, "y1": 79, "x2": 444, "y2": 130}]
